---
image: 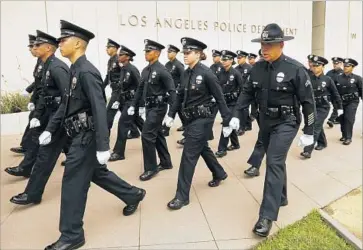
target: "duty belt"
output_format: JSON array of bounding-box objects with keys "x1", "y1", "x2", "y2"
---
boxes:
[
  {"x1": 261, "y1": 105, "x2": 294, "y2": 119},
  {"x1": 110, "y1": 81, "x2": 121, "y2": 90},
  {"x1": 145, "y1": 95, "x2": 168, "y2": 108},
  {"x1": 44, "y1": 96, "x2": 61, "y2": 106},
  {"x1": 314, "y1": 95, "x2": 330, "y2": 105},
  {"x1": 181, "y1": 102, "x2": 216, "y2": 124},
  {"x1": 223, "y1": 92, "x2": 239, "y2": 104},
  {"x1": 120, "y1": 90, "x2": 135, "y2": 101},
  {"x1": 341, "y1": 92, "x2": 359, "y2": 101},
  {"x1": 64, "y1": 112, "x2": 94, "y2": 137}
]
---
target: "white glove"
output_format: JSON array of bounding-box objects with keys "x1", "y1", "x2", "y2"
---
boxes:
[
  {"x1": 222, "y1": 126, "x2": 233, "y2": 137},
  {"x1": 139, "y1": 107, "x2": 145, "y2": 116},
  {"x1": 22, "y1": 90, "x2": 30, "y2": 97},
  {"x1": 229, "y1": 117, "x2": 240, "y2": 131},
  {"x1": 96, "y1": 151, "x2": 111, "y2": 165},
  {"x1": 298, "y1": 134, "x2": 314, "y2": 147},
  {"x1": 29, "y1": 118, "x2": 40, "y2": 128},
  {"x1": 163, "y1": 116, "x2": 174, "y2": 128},
  {"x1": 337, "y1": 109, "x2": 343, "y2": 116},
  {"x1": 27, "y1": 102, "x2": 35, "y2": 111},
  {"x1": 127, "y1": 106, "x2": 135, "y2": 116},
  {"x1": 39, "y1": 131, "x2": 52, "y2": 145},
  {"x1": 111, "y1": 101, "x2": 120, "y2": 110}
]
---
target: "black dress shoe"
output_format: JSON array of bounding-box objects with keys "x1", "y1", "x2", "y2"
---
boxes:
[
  {"x1": 157, "y1": 163, "x2": 173, "y2": 171},
  {"x1": 315, "y1": 145, "x2": 326, "y2": 151},
  {"x1": 10, "y1": 146, "x2": 26, "y2": 154},
  {"x1": 253, "y1": 218, "x2": 273, "y2": 237},
  {"x1": 215, "y1": 151, "x2": 227, "y2": 158},
  {"x1": 127, "y1": 134, "x2": 140, "y2": 139},
  {"x1": 237, "y1": 130, "x2": 245, "y2": 136},
  {"x1": 45, "y1": 238, "x2": 85, "y2": 250},
  {"x1": 176, "y1": 126, "x2": 185, "y2": 132},
  {"x1": 300, "y1": 152, "x2": 311, "y2": 159},
  {"x1": 208, "y1": 173, "x2": 228, "y2": 187},
  {"x1": 280, "y1": 199, "x2": 289, "y2": 207},
  {"x1": 227, "y1": 145, "x2": 240, "y2": 151},
  {"x1": 327, "y1": 120, "x2": 334, "y2": 128},
  {"x1": 123, "y1": 188, "x2": 146, "y2": 216},
  {"x1": 139, "y1": 170, "x2": 159, "y2": 181},
  {"x1": 10, "y1": 193, "x2": 41, "y2": 205},
  {"x1": 244, "y1": 166, "x2": 260, "y2": 177},
  {"x1": 340, "y1": 137, "x2": 346, "y2": 141},
  {"x1": 177, "y1": 138, "x2": 185, "y2": 146},
  {"x1": 167, "y1": 198, "x2": 190, "y2": 210},
  {"x1": 343, "y1": 139, "x2": 352, "y2": 145},
  {"x1": 4, "y1": 166, "x2": 31, "y2": 177},
  {"x1": 109, "y1": 153, "x2": 125, "y2": 162}
]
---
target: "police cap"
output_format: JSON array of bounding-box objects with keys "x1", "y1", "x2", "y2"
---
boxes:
[
  {"x1": 251, "y1": 23, "x2": 294, "y2": 43},
  {"x1": 33, "y1": 30, "x2": 58, "y2": 47},
  {"x1": 167, "y1": 44, "x2": 180, "y2": 53},
  {"x1": 107, "y1": 38, "x2": 120, "y2": 49},
  {"x1": 144, "y1": 39, "x2": 165, "y2": 51},
  {"x1": 119, "y1": 45, "x2": 136, "y2": 57},
  {"x1": 332, "y1": 57, "x2": 344, "y2": 64},
  {"x1": 212, "y1": 49, "x2": 221, "y2": 57},
  {"x1": 180, "y1": 37, "x2": 207, "y2": 52},
  {"x1": 58, "y1": 20, "x2": 95, "y2": 43},
  {"x1": 236, "y1": 50, "x2": 248, "y2": 57},
  {"x1": 311, "y1": 55, "x2": 328, "y2": 66},
  {"x1": 28, "y1": 34, "x2": 36, "y2": 47},
  {"x1": 343, "y1": 58, "x2": 358, "y2": 67},
  {"x1": 248, "y1": 53, "x2": 257, "y2": 59},
  {"x1": 221, "y1": 50, "x2": 237, "y2": 60},
  {"x1": 307, "y1": 54, "x2": 317, "y2": 62}
]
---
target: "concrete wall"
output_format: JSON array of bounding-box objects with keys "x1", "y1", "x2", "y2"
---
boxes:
[
  {"x1": 1, "y1": 1, "x2": 312, "y2": 96},
  {"x1": 312, "y1": 1, "x2": 326, "y2": 57}
]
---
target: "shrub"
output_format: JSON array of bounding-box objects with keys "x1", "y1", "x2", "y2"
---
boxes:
[{"x1": 0, "y1": 92, "x2": 30, "y2": 114}]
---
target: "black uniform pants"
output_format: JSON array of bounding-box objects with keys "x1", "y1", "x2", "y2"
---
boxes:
[
  {"x1": 340, "y1": 101, "x2": 359, "y2": 140},
  {"x1": 247, "y1": 114, "x2": 265, "y2": 168},
  {"x1": 113, "y1": 103, "x2": 144, "y2": 157},
  {"x1": 176, "y1": 117, "x2": 227, "y2": 201},
  {"x1": 59, "y1": 130, "x2": 140, "y2": 242},
  {"x1": 317, "y1": 128, "x2": 327, "y2": 147},
  {"x1": 218, "y1": 105, "x2": 239, "y2": 151},
  {"x1": 20, "y1": 111, "x2": 35, "y2": 150},
  {"x1": 259, "y1": 119, "x2": 298, "y2": 221},
  {"x1": 142, "y1": 106, "x2": 172, "y2": 171},
  {"x1": 239, "y1": 108, "x2": 252, "y2": 131},
  {"x1": 328, "y1": 108, "x2": 338, "y2": 122},
  {"x1": 304, "y1": 107, "x2": 330, "y2": 153},
  {"x1": 25, "y1": 131, "x2": 68, "y2": 200}
]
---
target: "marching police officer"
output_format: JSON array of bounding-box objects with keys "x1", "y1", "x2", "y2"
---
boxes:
[
  {"x1": 9, "y1": 30, "x2": 70, "y2": 205},
  {"x1": 229, "y1": 23, "x2": 316, "y2": 237},
  {"x1": 40, "y1": 20, "x2": 145, "y2": 250},
  {"x1": 163, "y1": 37, "x2": 231, "y2": 210},
  {"x1": 336, "y1": 58, "x2": 362, "y2": 145},
  {"x1": 161, "y1": 44, "x2": 185, "y2": 136},
  {"x1": 215, "y1": 50, "x2": 242, "y2": 158},
  {"x1": 109, "y1": 45, "x2": 144, "y2": 161},
  {"x1": 10, "y1": 34, "x2": 41, "y2": 154},
  {"x1": 300, "y1": 56, "x2": 342, "y2": 159},
  {"x1": 128, "y1": 39, "x2": 175, "y2": 181},
  {"x1": 210, "y1": 49, "x2": 223, "y2": 78},
  {"x1": 326, "y1": 57, "x2": 344, "y2": 127},
  {"x1": 248, "y1": 52, "x2": 257, "y2": 66}
]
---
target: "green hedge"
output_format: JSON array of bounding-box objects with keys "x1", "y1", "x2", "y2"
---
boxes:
[{"x1": 0, "y1": 92, "x2": 30, "y2": 114}]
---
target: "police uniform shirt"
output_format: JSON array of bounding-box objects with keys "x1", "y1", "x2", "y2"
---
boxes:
[
  {"x1": 103, "y1": 54, "x2": 121, "y2": 89},
  {"x1": 235, "y1": 54, "x2": 315, "y2": 134},
  {"x1": 30, "y1": 58, "x2": 45, "y2": 104},
  {"x1": 219, "y1": 67, "x2": 243, "y2": 105},
  {"x1": 311, "y1": 73, "x2": 342, "y2": 109},
  {"x1": 132, "y1": 61, "x2": 176, "y2": 107},
  {"x1": 326, "y1": 68, "x2": 344, "y2": 84},
  {"x1": 119, "y1": 63, "x2": 141, "y2": 100},
  {"x1": 165, "y1": 58, "x2": 184, "y2": 90},
  {"x1": 46, "y1": 55, "x2": 109, "y2": 152},
  {"x1": 210, "y1": 62, "x2": 223, "y2": 78},
  {"x1": 235, "y1": 63, "x2": 252, "y2": 85},
  {"x1": 168, "y1": 62, "x2": 231, "y2": 126},
  {"x1": 336, "y1": 72, "x2": 363, "y2": 99}
]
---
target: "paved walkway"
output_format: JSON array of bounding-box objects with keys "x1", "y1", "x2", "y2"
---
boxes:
[{"x1": 1, "y1": 118, "x2": 362, "y2": 250}]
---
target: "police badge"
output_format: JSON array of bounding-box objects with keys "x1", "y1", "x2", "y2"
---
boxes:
[
  {"x1": 151, "y1": 71, "x2": 157, "y2": 79},
  {"x1": 196, "y1": 75, "x2": 203, "y2": 84},
  {"x1": 72, "y1": 76, "x2": 77, "y2": 89},
  {"x1": 229, "y1": 75, "x2": 235, "y2": 81},
  {"x1": 321, "y1": 81, "x2": 326, "y2": 87},
  {"x1": 350, "y1": 78, "x2": 355, "y2": 83},
  {"x1": 37, "y1": 65, "x2": 42, "y2": 73},
  {"x1": 46, "y1": 70, "x2": 50, "y2": 80}
]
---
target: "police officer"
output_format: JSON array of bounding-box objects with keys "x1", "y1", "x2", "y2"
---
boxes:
[
  {"x1": 300, "y1": 56, "x2": 342, "y2": 159},
  {"x1": 336, "y1": 58, "x2": 362, "y2": 145},
  {"x1": 109, "y1": 45, "x2": 144, "y2": 162},
  {"x1": 229, "y1": 23, "x2": 315, "y2": 237},
  {"x1": 9, "y1": 30, "x2": 70, "y2": 205},
  {"x1": 10, "y1": 34, "x2": 41, "y2": 154},
  {"x1": 40, "y1": 20, "x2": 145, "y2": 250},
  {"x1": 163, "y1": 37, "x2": 231, "y2": 210},
  {"x1": 215, "y1": 50, "x2": 242, "y2": 158},
  {"x1": 326, "y1": 57, "x2": 344, "y2": 127},
  {"x1": 248, "y1": 52, "x2": 257, "y2": 66},
  {"x1": 210, "y1": 49, "x2": 223, "y2": 78},
  {"x1": 161, "y1": 44, "x2": 185, "y2": 136},
  {"x1": 128, "y1": 39, "x2": 175, "y2": 181}
]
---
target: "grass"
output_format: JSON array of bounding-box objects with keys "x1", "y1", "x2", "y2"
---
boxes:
[
  {"x1": 254, "y1": 210, "x2": 355, "y2": 250},
  {"x1": 0, "y1": 92, "x2": 30, "y2": 114}
]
